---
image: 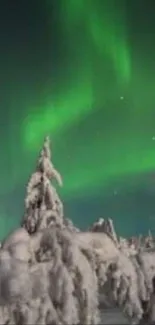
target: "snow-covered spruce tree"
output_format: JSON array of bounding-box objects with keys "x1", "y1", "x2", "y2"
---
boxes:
[
  {"x1": 22, "y1": 136, "x2": 64, "y2": 234},
  {"x1": 88, "y1": 218, "x2": 155, "y2": 324},
  {"x1": 2, "y1": 138, "x2": 155, "y2": 324},
  {"x1": 89, "y1": 218, "x2": 118, "y2": 245},
  {"x1": 0, "y1": 136, "x2": 100, "y2": 325}
]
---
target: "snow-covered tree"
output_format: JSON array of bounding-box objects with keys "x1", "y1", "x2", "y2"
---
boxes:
[
  {"x1": 1, "y1": 137, "x2": 155, "y2": 325},
  {"x1": 22, "y1": 136, "x2": 64, "y2": 234},
  {"x1": 89, "y1": 218, "x2": 118, "y2": 245}
]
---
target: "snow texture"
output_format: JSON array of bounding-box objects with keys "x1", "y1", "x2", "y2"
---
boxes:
[{"x1": 0, "y1": 137, "x2": 155, "y2": 324}]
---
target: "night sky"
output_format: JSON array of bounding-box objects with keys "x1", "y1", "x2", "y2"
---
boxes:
[{"x1": 0, "y1": 0, "x2": 155, "y2": 239}]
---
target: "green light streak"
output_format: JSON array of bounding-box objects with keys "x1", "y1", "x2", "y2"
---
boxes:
[{"x1": 23, "y1": 0, "x2": 131, "y2": 150}]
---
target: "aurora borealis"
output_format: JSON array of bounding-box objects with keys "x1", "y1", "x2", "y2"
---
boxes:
[{"x1": 1, "y1": 0, "x2": 155, "y2": 238}]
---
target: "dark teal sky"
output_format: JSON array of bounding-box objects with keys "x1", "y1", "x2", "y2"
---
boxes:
[{"x1": 0, "y1": 0, "x2": 155, "y2": 239}]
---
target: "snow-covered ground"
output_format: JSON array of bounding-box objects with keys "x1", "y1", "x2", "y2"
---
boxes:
[{"x1": 100, "y1": 307, "x2": 129, "y2": 324}]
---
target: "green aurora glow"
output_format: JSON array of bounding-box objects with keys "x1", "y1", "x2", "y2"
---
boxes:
[
  {"x1": 0, "y1": 0, "x2": 155, "y2": 238},
  {"x1": 22, "y1": 0, "x2": 135, "y2": 197}
]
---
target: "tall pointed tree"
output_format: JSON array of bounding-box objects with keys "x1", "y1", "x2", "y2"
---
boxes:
[{"x1": 22, "y1": 136, "x2": 64, "y2": 234}]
